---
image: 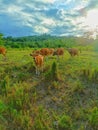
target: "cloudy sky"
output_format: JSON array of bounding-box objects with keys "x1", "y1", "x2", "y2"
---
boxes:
[{"x1": 0, "y1": 0, "x2": 98, "y2": 38}]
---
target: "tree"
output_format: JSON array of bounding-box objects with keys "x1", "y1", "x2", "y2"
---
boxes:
[{"x1": 0, "y1": 33, "x2": 4, "y2": 46}]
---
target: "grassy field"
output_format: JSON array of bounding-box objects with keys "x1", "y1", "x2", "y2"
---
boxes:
[{"x1": 0, "y1": 48, "x2": 98, "y2": 130}]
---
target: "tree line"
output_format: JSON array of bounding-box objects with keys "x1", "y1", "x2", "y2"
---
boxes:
[{"x1": 0, "y1": 33, "x2": 96, "y2": 49}]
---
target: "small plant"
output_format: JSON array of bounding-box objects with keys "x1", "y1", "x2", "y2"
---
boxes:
[
  {"x1": 88, "y1": 107, "x2": 98, "y2": 130},
  {"x1": 58, "y1": 114, "x2": 73, "y2": 130},
  {"x1": 78, "y1": 125, "x2": 85, "y2": 130},
  {"x1": 0, "y1": 76, "x2": 10, "y2": 96},
  {"x1": 0, "y1": 100, "x2": 7, "y2": 114},
  {"x1": 71, "y1": 80, "x2": 85, "y2": 94},
  {"x1": 33, "y1": 106, "x2": 52, "y2": 130},
  {"x1": 52, "y1": 81, "x2": 59, "y2": 89}
]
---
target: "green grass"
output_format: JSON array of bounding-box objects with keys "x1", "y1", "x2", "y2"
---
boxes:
[{"x1": 0, "y1": 48, "x2": 98, "y2": 130}]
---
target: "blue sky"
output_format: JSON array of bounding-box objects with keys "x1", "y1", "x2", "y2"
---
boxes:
[{"x1": 0, "y1": 0, "x2": 98, "y2": 38}]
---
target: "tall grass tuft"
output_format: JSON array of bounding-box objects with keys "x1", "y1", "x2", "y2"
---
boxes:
[
  {"x1": 45, "y1": 61, "x2": 59, "y2": 81},
  {"x1": 81, "y1": 68, "x2": 98, "y2": 83},
  {"x1": 0, "y1": 76, "x2": 10, "y2": 96},
  {"x1": 87, "y1": 107, "x2": 98, "y2": 130}
]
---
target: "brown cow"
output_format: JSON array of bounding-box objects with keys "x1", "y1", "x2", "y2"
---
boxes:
[
  {"x1": 32, "y1": 48, "x2": 52, "y2": 61},
  {"x1": 0, "y1": 47, "x2": 6, "y2": 57},
  {"x1": 30, "y1": 53, "x2": 44, "y2": 75},
  {"x1": 32, "y1": 48, "x2": 50, "y2": 56},
  {"x1": 40, "y1": 48, "x2": 50, "y2": 57},
  {"x1": 67, "y1": 48, "x2": 79, "y2": 57},
  {"x1": 53, "y1": 48, "x2": 64, "y2": 59},
  {"x1": 49, "y1": 48, "x2": 54, "y2": 56},
  {"x1": 32, "y1": 50, "x2": 40, "y2": 55},
  {"x1": 32, "y1": 48, "x2": 55, "y2": 57}
]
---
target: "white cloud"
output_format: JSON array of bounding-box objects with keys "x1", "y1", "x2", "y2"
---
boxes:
[
  {"x1": 74, "y1": 0, "x2": 89, "y2": 11},
  {"x1": 34, "y1": 26, "x2": 50, "y2": 34},
  {"x1": 57, "y1": 9, "x2": 67, "y2": 18},
  {"x1": 41, "y1": 18, "x2": 56, "y2": 26},
  {"x1": 36, "y1": 0, "x2": 55, "y2": 4},
  {"x1": 7, "y1": 5, "x2": 23, "y2": 14},
  {"x1": 65, "y1": 0, "x2": 73, "y2": 4},
  {"x1": 16, "y1": 0, "x2": 55, "y2": 4}
]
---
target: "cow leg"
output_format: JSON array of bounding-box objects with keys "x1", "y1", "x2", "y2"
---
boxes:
[
  {"x1": 35, "y1": 67, "x2": 38, "y2": 75},
  {"x1": 41, "y1": 65, "x2": 43, "y2": 73},
  {"x1": 38, "y1": 71, "x2": 40, "y2": 76},
  {"x1": 38, "y1": 67, "x2": 40, "y2": 75},
  {"x1": 36, "y1": 67, "x2": 40, "y2": 75}
]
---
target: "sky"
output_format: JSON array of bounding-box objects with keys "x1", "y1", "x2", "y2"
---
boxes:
[{"x1": 0, "y1": 0, "x2": 98, "y2": 38}]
